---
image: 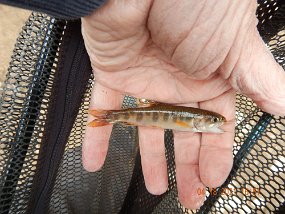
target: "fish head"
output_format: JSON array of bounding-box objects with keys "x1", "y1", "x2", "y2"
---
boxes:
[{"x1": 194, "y1": 115, "x2": 226, "y2": 133}]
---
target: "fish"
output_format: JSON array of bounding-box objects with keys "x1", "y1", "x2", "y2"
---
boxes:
[{"x1": 88, "y1": 103, "x2": 226, "y2": 133}]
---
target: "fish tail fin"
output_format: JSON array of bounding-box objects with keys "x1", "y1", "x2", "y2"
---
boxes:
[
  {"x1": 88, "y1": 109, "x2": 109, "y2": 118},
  {"x1": 88, "y1": 109, "x2": 112, "y2": 127},
  {"x1": 88, "y1": 119, "x2": 110, "y2": 127}
]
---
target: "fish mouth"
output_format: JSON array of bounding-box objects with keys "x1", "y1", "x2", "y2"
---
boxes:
[
  {"x1": 193, "y1": 121, "x2": 225, "y2": 133},
  {"x1": 194, "y1": 125, "x2": 224, "y2": 133},
  {"x1": 210, "y1": 121, "x2": 225, "y2": 132}
]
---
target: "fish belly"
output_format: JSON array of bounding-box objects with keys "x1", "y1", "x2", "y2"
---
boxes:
[{"x1": 117, "y1": 111, "x2": 198, "y2": 132}]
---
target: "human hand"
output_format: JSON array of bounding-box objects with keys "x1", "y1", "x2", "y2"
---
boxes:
[{"x1": 81, "y1": 0, "x2": 285, "y2": 209}]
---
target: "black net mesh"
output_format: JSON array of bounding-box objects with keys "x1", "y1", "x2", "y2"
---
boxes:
[
  {"x1": 0, "y1": 14, "x2": 66, "y2": 213},
  {"x1": 0, "y1": 1, "x2": 285, "y2": 213}
]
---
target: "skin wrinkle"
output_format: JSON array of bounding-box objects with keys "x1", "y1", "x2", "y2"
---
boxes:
[
  {"x1": 170, "y1": 6, "x2": 223, "y2": 76},
  {"x1": 123, "y1": 69, "x2": 150, "y2": 94},
  {"x1": 188, "y1": 1, "x2": 231, "y2": 78},
  {"x1": 173, "y1": 76, "x2": 185, "y2": 103},
  {"x1": 148, "y1": 1, "x2": 179, "y2": 54},
  {"x1": 140, "y1": 41, "x2": 169, "y2": 62},
  {"x1": 169, "y1": 0, "x2": 207, "y2": 62},
  {"x1": 93, "y1": 38, "x2": 142, "y2": 58},
  {"x1": 96, "y1": 25, "x2": 139, "y2": 41},
  {"x1": 97, "y1": 61, "x2": 231, "y2": 103},
  {"x1": 97, "y1": 54, "x2": 204, "y2": 100},
  {"x1": 200, "y1": 143, "x2": 233, "y2": 151},
  {"x1": 148, "y1": 1, "x2": 205, "y2": 59},
  {"x1": 194, "y1": 51, "x2": 226, "y2": 80},
  {"x1": 83, "y1": 5, "x2": 150, "y2": 72},
  {"x1": 97, "y1": 66, "x2": 143, "y2": 86},
  {"x1": 233, "y1": 35, "x2": 257, "y2": 95},
  {"x1": 175, "y1": 72, "x2": 200, "y2": 97},
  {"x1": 87, "y1": 22, "x2": 119, "y2": 41},
  {"x1": 149, "y1": 73, "x2": 179, "y2": 101},
  {"x1": 89, "y1": 30, "x2": 146, "y2": 50},
  {"x1": 140, "y1": 152, "x2": 165, "y2": 158},
  {"x1": 221, "y1": 1, "x2": 257, "y2": 80},
  {"x1": 257, "y1": 50, "x2": 285, "y2": 103},
  {"x1": 175, "y1": 148, "x2": 200, "y2": 166},
  {"x1": 90, "y1": 31, "x2": 148, "y2": 61},
  {"x1": 228, "y1": 20, "x2": 256, "y2": 90},
  {"x1": 170, "y1": 0, "x2": 207, "y2": 62},
  {"x1": 194, "y1": 5, "x2": 247, "y2": 79}
]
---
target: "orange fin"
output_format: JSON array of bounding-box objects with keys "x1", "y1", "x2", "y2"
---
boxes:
[
  {"x1": 88, "y1": 109, "x2": 109, "y2": 119},
  {"x1": 136, "y1": 98, "x2": 161, "y2": 107},
  {"x1": 88, "y1": 119, "x2": 110, "y2": 127},
  {"x1": 88, "y1": 109, "x2": 112, "y2": 127},
  {"x1": 175, "y1": 120, "x2": 190, "y2": 128},
  {"x1": 120, "y1": 121, "x2": 136, "y2": 127}
]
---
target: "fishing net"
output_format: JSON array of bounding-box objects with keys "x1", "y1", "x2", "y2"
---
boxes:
[{"x1": 0, "y1": 0, "x2": 284, "y2": 213}]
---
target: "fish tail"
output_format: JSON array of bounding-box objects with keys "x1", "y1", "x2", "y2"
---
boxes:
[
  {"x1": 88, "y1": 109, "x2": 112, "y2": 127},
  {"x1": 88, "y1": 109, "x2": 109, "y2": 119}
]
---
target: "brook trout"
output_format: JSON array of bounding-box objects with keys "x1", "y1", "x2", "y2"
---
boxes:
[{"x1": 88, "y1": 104, "x2": 226, "y2": 133}]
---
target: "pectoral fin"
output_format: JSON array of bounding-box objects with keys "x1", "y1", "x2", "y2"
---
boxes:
[{"x1": 175, "y1": 120, "x2": 190, "y2": 128}]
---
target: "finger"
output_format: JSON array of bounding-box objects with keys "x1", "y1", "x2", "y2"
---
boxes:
[
  {"x1": 139, "y1": 126, "x2": 168, "y2": 195},
  {"x1": 227, "y1": 27, "x2": 285, "y2": 116},
  {"x1": 174, "y1": 131, "x2": 206, "y2": 209},
  {"x1": 199, "y1": 89, "x2": 236, "y2": 187},
  {"x1": 173, "y1": 103, "x2": 205, "y2": 209},
  {"x1": 82, "y1": 82, "x2": 124, "y2": 172}
]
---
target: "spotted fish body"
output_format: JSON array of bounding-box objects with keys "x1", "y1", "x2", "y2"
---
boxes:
[{"x1": 89, "y1": 105, "x2": 226, "y2": 133}]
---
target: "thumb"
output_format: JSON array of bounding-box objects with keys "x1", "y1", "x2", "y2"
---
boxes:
[{"x1": 228, "y1": 28, "x2": 285, "y2": 116}]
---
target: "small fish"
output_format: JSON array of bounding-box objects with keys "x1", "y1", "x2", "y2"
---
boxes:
[{"x1": 88, "y1": 104, "x2": 226, "y2": 133}]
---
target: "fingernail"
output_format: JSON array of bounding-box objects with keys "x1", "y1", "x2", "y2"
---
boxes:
[
  {"x1": 83, "y1": 161, "x2": 104, "y2": 172},
  {"x1": 178, "y1": 184, "x2": 206, "y2": 209},
  {"x1": 145, "y1": 177, "x2": 168, "y2": 195},
  {"x1": 144, "y1": 167, "x2": 168, "y2": 195},
  {"x1": 82, "y1": 151, "x2": 105, "y2": 172}
]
